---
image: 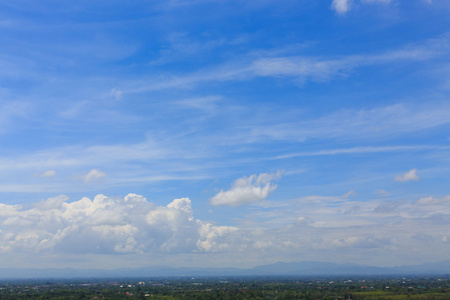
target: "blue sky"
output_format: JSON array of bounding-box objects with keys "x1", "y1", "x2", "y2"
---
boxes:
[{"x1": 1, "y1": 0, "x2": 450, "y2": 269}]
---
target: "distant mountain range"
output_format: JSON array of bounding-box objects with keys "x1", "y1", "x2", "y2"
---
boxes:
[{"x1": 0, "y1": 260, "x2": 449, "y2": 279}]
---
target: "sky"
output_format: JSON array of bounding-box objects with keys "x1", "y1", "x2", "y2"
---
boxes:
[{"x1": 0, "y1": 0, "x2": 450, "y2": 270}]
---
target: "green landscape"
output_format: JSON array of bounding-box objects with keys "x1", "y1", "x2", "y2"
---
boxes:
[{"x1": 0, "y1": 276, "x2": 449, "y2": 299}]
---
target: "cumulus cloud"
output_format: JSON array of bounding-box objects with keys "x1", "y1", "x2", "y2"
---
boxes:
[
  {"x1": 210, "y1": 172, "x2": 281, "y2": 206},
  {"x1": 1, "y1": 190, "x2": 450, "y2": 267},
  {"x1": 83, "y1": 169, "x2": 106, "y2": 183},
  {"x1": 0, "y1": 194, "x2": 236, "y2": 255},
  {"x1": 395, "y1": 168, "x2": 419, "y2": 182},
  {"x1": 35, "y1": 194, "x2": 69, "y2": 210}
]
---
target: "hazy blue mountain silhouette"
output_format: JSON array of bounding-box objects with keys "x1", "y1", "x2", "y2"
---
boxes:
[{"x1": 0, "y1": 260, "x2": 449, "y2": 278}]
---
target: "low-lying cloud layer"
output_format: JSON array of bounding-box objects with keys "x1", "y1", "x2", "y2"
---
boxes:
[
  {"x1": 0, "y1": 194, "x2": 236, "y2": 255},
  {"x1": 1, "y1": 189, "x2": 449, "y2": 267}
]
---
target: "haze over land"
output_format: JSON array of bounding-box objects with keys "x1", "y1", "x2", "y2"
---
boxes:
[
  {"x1": 0, "y1": 0, "x2": 450, "y2": 271},
  {"x1": 2, "y1": 260, "x2": 450, "y2": 279}
]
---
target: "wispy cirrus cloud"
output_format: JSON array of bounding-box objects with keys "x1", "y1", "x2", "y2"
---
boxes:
[
  {"x1": 274, "y1": 145, "x2": 446, "y2": 160},
  {"x1": 0, "y1": 101, "x2": 31, "y2": 134},
  {"x1": 0, "y1": 101, "x2": 447, "y2": 195},
  {"x1": 37, "y1": 170, "x2": 56, "y2": 178},
  {"x1": 245, "y1": 103, "x2": 450, "y2": 143},
  {"x1": 124, "y1": 34, "x2": 450, "y2": 94}
]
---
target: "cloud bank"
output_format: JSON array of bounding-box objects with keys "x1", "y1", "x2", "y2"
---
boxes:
[
  {"x1": 1, "y1": 191, "x2": 450, "y2": 267},
  {"x1": 0, "y1": 194, "x2": 236, "y2": 255}
]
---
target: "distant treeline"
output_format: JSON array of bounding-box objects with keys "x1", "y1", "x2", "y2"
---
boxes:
[{"x1": 0, "y1": 276, "x2": 448, "y2": 299}]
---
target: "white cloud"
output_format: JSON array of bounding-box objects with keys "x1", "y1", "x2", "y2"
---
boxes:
[
  {"x1": 331, "y1": 0, "x2": 352, "y2": 14},
  {"x1": 1, "y1": 191, "x2": 450, "y2": 268},
  {"x1": 275, "y1": 145, "x2": 444, "y2": 160},
  {"x1": 248, "y1": 41, "x2": 440, "y2": 82},
  {"x1": 128, "y1": 34, "x2": 450, "y2": 93},
  {"x1": 297, "y1": 195, "x2": 343, "y2": 203},
  {"x1": 374, "y1": 189, "x2": 390, "y2": 197},
  {"x1": 331, "y1": 0, "x2": 393, "y2": 14},
  {"x1": 0, "y1": 102, "x2": 446, "y2": 195},
  {"x1": 110, "y1": 88, "x2": 122, "y2": 100},
  {"x1": 210, "y1": 172, "x2": 281, "y2": 206},
  {"x1": 342, "y1": 190, "x2": 356, "y2": 199},
  {"x1": 38, "y1": 170, "x2": 56, "y2": 177},
  {"x1": 228, "y1": 191, "x2": 450, "y2": 266},
  {"x1": 395, "y1": 168, "x2": 419, "y2": 182},
  {"x1": 417, "y1": 195, "x2": 450, "y2": 205},
  {"x1": 0, "y1": 194, "x2": 235, "y2": 255},
  {"x1": 35, "y1": 195, "x2": 69, "y2": 210},
  {"x1": 176, "y1": 96, "x2": 221, "y2": 112},
  {"x1": 249, "y1": 56, "x2": 347, "y2": 82},
  {"x1": 363, "y1": 0, "x2": 392, "y2": 3},
  {"x1": 83, "y1": 169, "x2": 106, "y2": 183},
  {"x1": 252, "y1": 103, "x2": 450, "y2": 143}
]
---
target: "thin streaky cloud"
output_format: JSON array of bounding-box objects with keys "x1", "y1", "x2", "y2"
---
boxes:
[
  {"x1": 37, "y1": 170, "x2": 56, "y2": 177},
  {"x1": 124, "y1": 34, "x2": 450, "y2": 94},
  {"x1": 247, "y1": 103, "x2": 450, "y2": 142},
  {"x1": 342, "y1": 190, "x2": 356, "y2": 199},
  {"x1": 0, "y1": 183, "x2": 64, "y2": 193},
  {"x1": 273, "y1": 146, "x2": 447, "y2": 160}
]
